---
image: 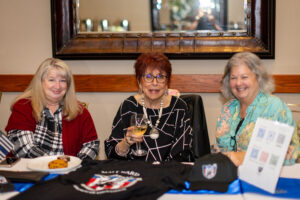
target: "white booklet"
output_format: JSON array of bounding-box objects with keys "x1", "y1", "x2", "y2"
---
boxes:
[{"x1": 239, "y1": 118, "x2": 294, "y2": 193}]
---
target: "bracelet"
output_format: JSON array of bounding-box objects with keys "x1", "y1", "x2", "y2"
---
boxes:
[
  {"x1": 115, "y1": 144, "x2": 129, "y2": 157},
  {"x1": 124, "y1": 136, "x2": 131, "y2": 146}
]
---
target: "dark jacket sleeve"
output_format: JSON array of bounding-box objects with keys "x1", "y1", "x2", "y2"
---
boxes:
[{"x1": 104, "y1": 102, "x2": 129, "y2": 160}]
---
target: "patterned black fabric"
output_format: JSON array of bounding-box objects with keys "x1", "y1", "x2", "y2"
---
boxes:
[
  {"x1": 105, "y1": 96, "x2": 193, "y2": 162},
  {"x1": 8, "y1": 106, "x2": 99, "y2": 160},
  {"x1": 0, "y1": 130, "x2": 14, "y2": 159},
  {"x1": 8, "y1": 107, "x2": 64, "y2": 157},
  {"x1": 11, "y1": 160, "x2": 192, "y2": 200}
]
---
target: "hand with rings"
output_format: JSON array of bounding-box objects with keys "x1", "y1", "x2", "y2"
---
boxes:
[{"x1": 125, "y1": 126, "x2": 143, "y2": 145}]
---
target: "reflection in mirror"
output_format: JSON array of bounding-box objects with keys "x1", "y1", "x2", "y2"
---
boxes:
[
  {"x1": 78, "y1": 0, "x2": 150, "y2": 32},
  {"x1": 153, "y1": 0, "x2": 247, "y2": 32},
  {"x1": 77, "y1": 0, "x2": 247, "y2": 33}
]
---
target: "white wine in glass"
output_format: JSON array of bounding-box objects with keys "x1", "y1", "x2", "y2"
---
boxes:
[
  {"x1": 133, "y1": 125, "x2": 147, "y2": 136},
  {"x1": 131, "y1": 114, "x2": 147, "y2": 156}
]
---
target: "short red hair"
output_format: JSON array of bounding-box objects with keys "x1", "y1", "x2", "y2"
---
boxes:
[{"x1": 134, "y1": 53, "x2": 172, "y2": 83}]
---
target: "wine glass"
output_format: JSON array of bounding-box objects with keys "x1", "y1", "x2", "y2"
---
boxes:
[{"x1": 130, "y1": 114, "x2": 147, "y2": 156}]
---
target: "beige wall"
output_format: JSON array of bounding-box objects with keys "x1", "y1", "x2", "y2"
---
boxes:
[
  {"x1": 0, "y1": 0, "x2": 300, "y2": 160},
  {"x1": 228, "y1": 0, "x2": 245, "y2": 27}
]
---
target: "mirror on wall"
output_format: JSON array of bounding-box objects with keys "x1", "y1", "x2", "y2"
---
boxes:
[
  {"x1": 51, "y1": 0, "x2": 275, "y2": 60},
  {"x1": 77, "y1": 0, "x2": 247, "y2": 33}
]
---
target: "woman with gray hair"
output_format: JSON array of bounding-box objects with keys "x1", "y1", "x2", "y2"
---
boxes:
[
  {"x1": 215, "y1": 52, "x2": 299, "y2": 166},
  {"x1": 5, "y1": 58, "x2": 99, "y2": 160}
]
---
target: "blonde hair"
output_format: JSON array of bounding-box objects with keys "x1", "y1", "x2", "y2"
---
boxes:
[
  {"x1": 12, "y1": 58, "x2": 82, "y2": 121},
  {"x1": 221, "y1": 52, "x2": 274, "y2": 99}
]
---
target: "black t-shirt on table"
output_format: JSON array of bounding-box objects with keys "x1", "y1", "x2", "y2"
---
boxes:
[{"x1": 12, "y1": 160, "x2": 192, "y2": 200}]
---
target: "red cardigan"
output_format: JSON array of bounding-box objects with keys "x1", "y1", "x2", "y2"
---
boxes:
[{"x1": 5, "y1": 99, "x2": 98, "y2": 157}]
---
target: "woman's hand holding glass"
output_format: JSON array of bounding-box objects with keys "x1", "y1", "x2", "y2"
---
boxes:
[
  {"x1": 125, "y1": 126, "x2": 144, "y2": 144},
  {"x1": 130, "y1": 114, "x2": 147, "y2": 156},
  {"x1": 117, "y1": 115, "x2": 147, "y2": 157}
]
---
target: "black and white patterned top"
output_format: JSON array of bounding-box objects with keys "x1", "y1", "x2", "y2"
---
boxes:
[
  {"x1": 105, "y1": 96, "x2": 193, "y2": 162},
  {"x1": 8, "y1": 106, "x2": 99, "y2": 160}
]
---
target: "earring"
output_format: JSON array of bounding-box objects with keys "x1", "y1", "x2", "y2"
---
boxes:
[
  {"x1": 165, "y1": 87, "x2": 168, "y2": 96},
  {"x1": 139, "y1": 85, "x2": 143, "y2": 94}
]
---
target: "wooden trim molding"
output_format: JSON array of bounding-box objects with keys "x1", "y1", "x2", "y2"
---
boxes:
[{"x1": 0, "y1": 74, "x2": 300, "y2": 93}]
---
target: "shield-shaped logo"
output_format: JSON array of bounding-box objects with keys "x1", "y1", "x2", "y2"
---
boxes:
[
  {"x1": 74, "y1": 174, "x2": 142, "y2": 194},
  {"x1": 202, "y1": 163, "x2": 217, "y2": 179}
]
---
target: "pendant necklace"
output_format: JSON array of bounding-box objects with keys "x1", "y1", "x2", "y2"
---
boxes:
[{"x1": 141, "y1": 96, "x2": 163, "y2": 139}]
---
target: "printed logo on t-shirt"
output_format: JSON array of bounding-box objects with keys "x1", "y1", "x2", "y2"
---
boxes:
[
  {"x1": 202, "y1": 163, "x2": 217, "y2": 179},
  {"x1": 73, "y1": 174, "x2": 142, "y2": 194}
]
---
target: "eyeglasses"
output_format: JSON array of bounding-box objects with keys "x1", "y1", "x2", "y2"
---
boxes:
[{"x1": 143, "y1": 74, "x2": 168, "y2": 83}]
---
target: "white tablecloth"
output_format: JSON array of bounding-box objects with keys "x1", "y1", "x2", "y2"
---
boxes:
[
  {"x1": 1, "y1": 159, "x2": 299, "y2": 200},
  {"x1": 0, "y1": 158, "x2": 77, "y2": 199}
]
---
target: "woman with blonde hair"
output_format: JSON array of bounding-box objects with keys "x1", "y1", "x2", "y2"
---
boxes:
[
  {"x1": 6, "y1": 58, "x2": 99, "y2": 159},
  {"x1": 215, "y1": 52, "x2": 299, "y2": 166}
]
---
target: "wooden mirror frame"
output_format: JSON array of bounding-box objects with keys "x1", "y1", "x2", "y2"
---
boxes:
[{"x1": 51, "y1": 0, "x2": 275, "y2": 60}]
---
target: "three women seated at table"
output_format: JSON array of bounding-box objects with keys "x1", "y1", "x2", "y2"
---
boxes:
[
  {"x1": 5, "y1": 58, "x2": 99, "y2": 160},
  {"x1": 215, "y1": 52, "x2": 299, "y2": 166},
  {"x1": 4, "y1": 53, "x2": 299, "y2": 164}
]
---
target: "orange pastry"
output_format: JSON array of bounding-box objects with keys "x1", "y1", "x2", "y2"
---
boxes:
[{"x1": 48, "y1": 159, "x2": 68, "y2": 169}]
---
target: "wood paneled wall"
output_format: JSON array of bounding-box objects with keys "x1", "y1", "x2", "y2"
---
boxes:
[{"x1": 0, "y1": 74, "x2": 300, "y2": 93}]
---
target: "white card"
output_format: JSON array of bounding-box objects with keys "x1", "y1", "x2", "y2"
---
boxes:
[{"x1": 239, "y1": 118, "x2": 294, "y2": 193}]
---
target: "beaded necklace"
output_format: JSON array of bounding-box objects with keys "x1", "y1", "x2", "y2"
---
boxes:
[{"x1": 141, "y1": 96, "x2": 164, "y2": 139}]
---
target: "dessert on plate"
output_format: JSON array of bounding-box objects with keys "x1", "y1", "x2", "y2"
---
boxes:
[{"x1": 48, "y1": 155, "x2": 70, "y2": 169}]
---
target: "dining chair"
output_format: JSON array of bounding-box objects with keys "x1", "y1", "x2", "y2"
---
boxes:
[{"x1": 180, "y1": 94, "x2": 210, "y2": 160}]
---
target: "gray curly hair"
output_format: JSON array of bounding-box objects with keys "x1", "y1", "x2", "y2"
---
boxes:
[{"x1": 221, "y1": 52, "x2": 274, "y2": 99}]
